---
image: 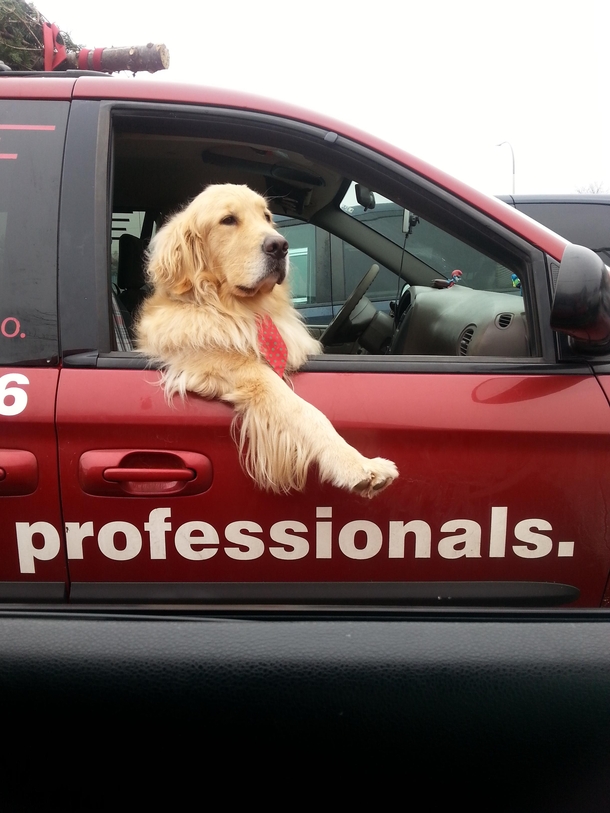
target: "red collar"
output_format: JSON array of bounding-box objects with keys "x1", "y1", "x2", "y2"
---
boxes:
[{"x1": 256, "y1": 315, "x2": 288, "y2": 377}]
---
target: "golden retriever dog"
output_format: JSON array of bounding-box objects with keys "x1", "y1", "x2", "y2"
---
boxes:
[{"x1": 135, "y1": 183, "x2": 398, "y2": 497}]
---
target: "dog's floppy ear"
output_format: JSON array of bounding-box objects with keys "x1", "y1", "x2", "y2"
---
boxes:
[{"x1": 146, "y1": 210, "x2": 208, "y2": 297}]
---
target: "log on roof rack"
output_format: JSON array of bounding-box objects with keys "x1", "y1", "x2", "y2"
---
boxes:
[{"x1": 0, "y1": 0, "x2": 169, "y2": 73}]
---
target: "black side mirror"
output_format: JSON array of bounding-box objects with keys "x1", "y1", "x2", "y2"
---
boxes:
[{"x1": 550, "y1": 244, "x2": 610, "y2": 352}]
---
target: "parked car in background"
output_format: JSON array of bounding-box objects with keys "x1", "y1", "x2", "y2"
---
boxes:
[{"x1": 499, "y1": 193, "x2": 610, "y2": 265}]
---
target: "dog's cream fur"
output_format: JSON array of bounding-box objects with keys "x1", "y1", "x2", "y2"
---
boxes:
[{"x1": 135, "y1": 183, "x2": 398, "y2": 497}]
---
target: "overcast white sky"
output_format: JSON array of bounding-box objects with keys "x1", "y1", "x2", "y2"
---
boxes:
[{"x1": 38, "y1": 0, "x2": 609, "y2": 196}]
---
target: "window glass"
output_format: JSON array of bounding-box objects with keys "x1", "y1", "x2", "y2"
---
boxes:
[
  {"x1": 275, "y1": 216, "x2": 397, "y2": 327},
  {"x1": 334, "y1": 183, "x2": 530, "y2": 356},
  {"x1": 274, "y1": 217, "x2": 334, "y2": 326},
  {"x1": 273, "y1": 184, "x2": 529, "y2": 356},
  {"x1": 0, "y1": 101, "x2": 67, "y2": 365},
  {"x1": 341, "y1": 183, "x2": 519, "y2": 295},
  {"x1": 275, "y1": 219, "x2": 318, "y2": 304}
]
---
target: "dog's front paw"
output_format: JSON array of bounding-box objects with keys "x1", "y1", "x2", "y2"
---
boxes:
[{"x1": 351, "y1": 457, "x2": 398, "y2": 498}]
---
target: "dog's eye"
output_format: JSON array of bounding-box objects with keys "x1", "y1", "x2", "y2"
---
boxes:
[
  {"x1": 221, "y1": 215, "x2": 238, "y2": 226},
  {"x1": 264, "y1": 212, "x2": 273, "y2": 223}
]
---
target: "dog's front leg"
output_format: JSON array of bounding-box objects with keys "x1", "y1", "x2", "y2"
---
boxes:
[{"x1": 224, "y1": 366, "x2": 398, "y2": 497}]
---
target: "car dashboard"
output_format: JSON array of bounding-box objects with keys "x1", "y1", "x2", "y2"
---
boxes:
[{"x1": 391, "y1": 284, "x2": 529, "y2": 357}]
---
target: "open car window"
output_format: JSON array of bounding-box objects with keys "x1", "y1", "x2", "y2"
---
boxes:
[{"x1": 108, "y1": 108, "x2": 537, "y2": 360}]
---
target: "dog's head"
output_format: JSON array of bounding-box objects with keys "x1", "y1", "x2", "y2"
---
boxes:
[{"x1": 146, "y1": 184, "x2": 289, "y2": 301}]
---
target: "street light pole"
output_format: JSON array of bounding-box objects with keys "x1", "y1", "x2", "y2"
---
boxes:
[{"x1": 497, "y1": 141, "x2": 516, "y2": 195}]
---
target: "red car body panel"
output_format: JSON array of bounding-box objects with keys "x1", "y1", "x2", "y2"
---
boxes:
[{"x1": 55, "y1": 367, "x2": 610, "y2": 606}]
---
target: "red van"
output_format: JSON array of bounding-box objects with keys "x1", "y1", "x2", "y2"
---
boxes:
[{"x1": 2, "y1": 72, "x2": 610, "y2": 607}]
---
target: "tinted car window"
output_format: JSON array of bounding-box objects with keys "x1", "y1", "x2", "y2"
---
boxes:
[{"x1": 0, "y1": 100, "x2": 67, "y2": 365}]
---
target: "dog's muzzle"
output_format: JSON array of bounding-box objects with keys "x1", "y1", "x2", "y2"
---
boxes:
[
  {"x1": 262, "y1": 233, "x2": 288, "y2": 284},
  {"x1": 235, "y1": 234, "x2": 289, "y2": 296}
]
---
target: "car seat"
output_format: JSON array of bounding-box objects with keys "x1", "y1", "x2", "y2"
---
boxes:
[{"x1": 116, "y1": 233, "x2": 148, "y2": 330}]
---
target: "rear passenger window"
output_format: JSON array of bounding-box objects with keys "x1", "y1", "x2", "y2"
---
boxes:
[{"x1": 0, "y1": 100, "x2": 67, "y2": 365}]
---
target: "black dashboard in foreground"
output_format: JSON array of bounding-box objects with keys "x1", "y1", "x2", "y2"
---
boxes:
[{"x1": 0, "y1": 608, "x2": 609, "y2": 812}]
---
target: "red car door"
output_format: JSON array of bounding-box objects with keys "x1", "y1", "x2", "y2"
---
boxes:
[
  {"x1": 53, "y1": 92, "x2": 610, "y2": 608},
  {"x1": 55, "y1": 361, "x2": 610, "y2": 607}
]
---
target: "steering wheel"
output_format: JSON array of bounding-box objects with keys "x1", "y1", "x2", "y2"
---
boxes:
[{"x1": 320, "y1": 264, "x2": 380, "y2": 347}]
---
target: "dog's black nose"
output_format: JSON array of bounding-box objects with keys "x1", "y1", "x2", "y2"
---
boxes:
[{"x1": 263, "y1": 234, "x2": 289, "y2": 260}]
